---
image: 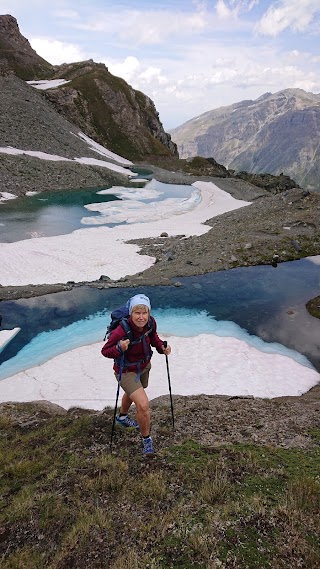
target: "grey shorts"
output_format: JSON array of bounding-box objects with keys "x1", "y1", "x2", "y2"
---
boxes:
[{"x1": 115, "y1": 363, "x2": 151, "y2": 396}]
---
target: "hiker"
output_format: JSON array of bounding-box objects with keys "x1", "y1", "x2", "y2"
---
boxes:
[{"x1": 101, "y1": 294, "x2": 171, "y2": 455}]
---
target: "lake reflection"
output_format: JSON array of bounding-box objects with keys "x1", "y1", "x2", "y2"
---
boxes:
[
  {"x1": 0, "y1": 258, "x2": 319, "y2": 373},
  {"x1": 0, "y1": 187, "x2": 120, "y2": 243}
]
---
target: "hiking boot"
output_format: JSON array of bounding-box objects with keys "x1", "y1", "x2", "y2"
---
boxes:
[
  {"x1": 116, "y1": 415, "x2": 139, "y2": 429},
  {"x1": 142, "y1": 436, "x2": 155, "y2": 456}
]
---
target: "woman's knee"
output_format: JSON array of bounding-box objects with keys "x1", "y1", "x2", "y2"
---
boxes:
[
  {"x1": 131, "y1": 389, "x2": 149, "y2": 414},
  {"x1": 136, "y1": 398, "x2": 149, "y2": 415}
]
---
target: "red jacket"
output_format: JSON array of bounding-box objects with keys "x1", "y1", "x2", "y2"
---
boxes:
[{"x1": 101, "y1": 316, "x2": 164, "y2": 374}]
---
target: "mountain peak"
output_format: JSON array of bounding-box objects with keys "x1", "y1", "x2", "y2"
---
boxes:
[
  {"x1": 171, "y1": 88, "x2": 320, "y2": 189},
  {"x1": 0, "y1": 13, "x2": 53, "y2": 79}
]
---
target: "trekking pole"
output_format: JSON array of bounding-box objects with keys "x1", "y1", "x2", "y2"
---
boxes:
[
  {"x1": 163, "y1": 341, "x2": 174, "y2": 429},
  {"x1": 110, "y1": 352, "x2": 124, "y2": 450}
]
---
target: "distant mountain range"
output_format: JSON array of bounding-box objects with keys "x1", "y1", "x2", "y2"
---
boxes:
[
  {"x1": 170, "y1": 89, "x2": 320, "y2": 190},
  {"x1": 0, "y1": 14, "x2": 177, "y2": 163}
]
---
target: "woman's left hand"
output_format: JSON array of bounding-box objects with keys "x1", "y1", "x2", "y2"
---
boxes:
[{"x1": 162, "y1": 344, "x2": 171, "y2": 355}]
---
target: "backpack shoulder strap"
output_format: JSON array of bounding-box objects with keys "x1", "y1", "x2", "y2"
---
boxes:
[
  {"x1": 120, "y1": 318, "x2": 134, "y2": 343},
  {"x1": 147, "y1": 316, "x2": 155, "y2": 336}
]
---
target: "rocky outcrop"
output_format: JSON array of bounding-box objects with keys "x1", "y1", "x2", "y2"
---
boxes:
[
  {"x1": 235, "y1": 171, "x2": 300, "y2": 194},
  {"x1": 184, "y1": 156, "x2": 230, "y2": 177},
  {"x1": 1, "y1": 384, "x2": 320, "y2": 448},
  {"x1": 306, "y1": 296, "x2": 320, "y2": 319},
  {"x1": 170, "y1": 89, "x2": 320, "y2": 190},
  {"x1": 0, "y1": 14, "x2": 53, "y2": 79},
  {"x1": 44, "y1": 61, "x2": 178, "y2": 160}
]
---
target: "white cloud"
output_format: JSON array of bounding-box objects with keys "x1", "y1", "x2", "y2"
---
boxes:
[
  {"x1": 30, "y1": 37, "x2": 88, "y2": 65},
  {"x1": 74, "y1": 4, "x2": 208, "y2": 45},
  {"x1": 215, "y1": 0, "x2": 259, "y2": 19},
  {"x1": 53, "y1": 9, "x2": 80, "y2": 20},
  {"x1": 103, "y1": 56, "x2": 169, "y2": 90},
  {"x1": 139, "y1": 66, "x2": 168, "y2": 86},
  {"x1": 215, "y1": 0, "x2": 232, "y2": 18},
  {"x1": 104, "y1": 56, "x2": 141, "y2": 83},
  {"x1": 255, "y1": 0, "x2": 320, "y2": 36}
]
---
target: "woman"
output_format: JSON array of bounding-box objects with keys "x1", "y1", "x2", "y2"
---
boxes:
[{"x1": 101, "y1": 294, "x2": 171, "y2": 456}]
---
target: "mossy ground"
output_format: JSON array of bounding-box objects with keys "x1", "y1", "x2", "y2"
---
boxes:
[{"x1": 1, "y1": 409, "x2": 319, "y2": 568}]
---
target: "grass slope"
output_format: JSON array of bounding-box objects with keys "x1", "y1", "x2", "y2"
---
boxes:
[{"x1": 0, "y1": 406, "x2": 319, "y2": 568}]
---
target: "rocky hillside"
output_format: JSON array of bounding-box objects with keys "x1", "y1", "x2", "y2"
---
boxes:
[
  {"x1": 170, "y1": 89, "x2": 320, "y2": 191},
  {"x1": 0, "y1": 14, "x2": 177, "y2": 163}
]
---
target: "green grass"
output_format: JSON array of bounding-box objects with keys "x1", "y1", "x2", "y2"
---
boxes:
[{"x1": 0, "y1": 417, "x2": 319, "y2": 568}]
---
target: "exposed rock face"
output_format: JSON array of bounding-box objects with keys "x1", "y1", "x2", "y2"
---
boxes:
[
  {"x1": 44, "y1": 61, "x2": 178, "y2": 160},
  {"x1": 0, "y1": 15, "x2": 178, "y2": 161},
  {"x1": 170, "y1": 89, "x2": 320, "y2": 190},
  {"x1": 0, "y1": 14, "x2": 53, "y2": 79}
]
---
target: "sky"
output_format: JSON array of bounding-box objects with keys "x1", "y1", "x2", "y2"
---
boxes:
[
  {"x1": 0, "y1": 135, "x2": 319, "y2": 407},
  {"x1": 1, "y1": 0, "x2": 320, "y2": 129}
]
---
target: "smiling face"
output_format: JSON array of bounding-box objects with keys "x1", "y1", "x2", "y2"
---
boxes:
[{"x1": 131, "y1": 305, "x2": 149, "y2": 330}]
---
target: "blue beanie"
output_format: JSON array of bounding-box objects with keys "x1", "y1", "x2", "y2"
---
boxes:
[{"x1": 127, "y1": 294, "x2": 151, "y2": 313}]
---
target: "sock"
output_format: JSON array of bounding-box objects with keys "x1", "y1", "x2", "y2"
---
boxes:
[
  {"x1": 143, "y1": 434, "x2": 151, "y2": 439},
  {"x1": 118, "y1": 413, "x2": 127, "y2": 420}
]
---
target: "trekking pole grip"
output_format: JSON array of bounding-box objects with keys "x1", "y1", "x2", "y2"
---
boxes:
[{"x1": 163, "y1": 340, "x2": 167, "y2": 349}]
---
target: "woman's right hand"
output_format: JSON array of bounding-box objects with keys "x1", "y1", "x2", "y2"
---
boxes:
[{"x1": 119, "y1": 338, "x2": 130, "y2": 352}]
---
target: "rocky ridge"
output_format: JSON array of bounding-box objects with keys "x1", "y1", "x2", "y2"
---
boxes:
[
  {"x1": 128, "y1": 181, "x2": 320, "y2": 285},
  {"x1": 43, "y1": 60, "x2": 178, "y2": 160},
  {"x1": 170, "y1": 89, "x2": 320, "y2": 190},
  {"x1": 0, "y1": 14, "x2": 53, "y2": 79}
]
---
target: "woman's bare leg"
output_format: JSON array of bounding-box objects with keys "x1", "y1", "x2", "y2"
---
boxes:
[
  {"x1": 127, "y1": 387, "x2": 150, "y2": 437},
  {"x1": 120, "y1": 392, "x2": 132, "y2": 415}
]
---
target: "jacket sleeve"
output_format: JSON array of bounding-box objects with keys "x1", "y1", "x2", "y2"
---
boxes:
[
  {"x1": 150, "y1": 317, "x2": 165, "y2": 354},
  {"x1": 101, "y1": 325, "x2": 127, "y2": 359}
]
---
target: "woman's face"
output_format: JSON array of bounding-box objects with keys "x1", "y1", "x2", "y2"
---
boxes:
[{"x1": 131, "y1": 307, "x2": 149, "y2": 330}]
